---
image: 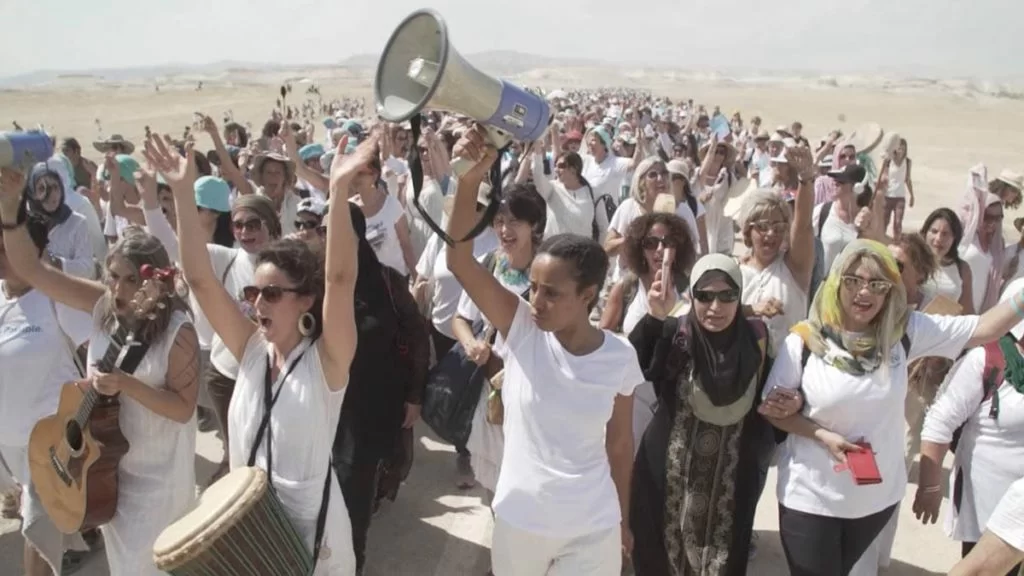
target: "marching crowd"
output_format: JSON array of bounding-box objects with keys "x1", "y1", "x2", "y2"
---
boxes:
[{"x1": 2, "y1": 88, "x2": 1024, "y2": 576}]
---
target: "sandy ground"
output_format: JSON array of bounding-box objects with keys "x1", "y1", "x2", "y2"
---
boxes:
[
  {"x1": 0, "y1": 424, "x2": 958, "y2": 575},
  {"x1": 0, "y1": 76, "x2": 1021, "y2": 574}
]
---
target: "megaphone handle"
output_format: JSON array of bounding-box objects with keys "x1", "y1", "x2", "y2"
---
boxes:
[{"x1": 450, "y1": 127, "x2": 512, "y2": 176}]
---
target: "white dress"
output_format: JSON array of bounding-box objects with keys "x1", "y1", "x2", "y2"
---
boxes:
[
  {"x1": 740, "y1": 254, "x2": 809, "y2": 355},
  {"x1": 228, "y1": 333, "x2": 356, "y2": 575},
  {"x1": 86, "y1": 303, "x2": 197, "y2": 576}
]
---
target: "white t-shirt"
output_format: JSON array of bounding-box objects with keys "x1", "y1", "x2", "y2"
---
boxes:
[
  {"x1": 765, "y1": 312, "x2": 978, "y2": 519},
  {"x1": 961, "y1": 243, "x2": 994, "y2": 314},
  {"x1": 813, "y1": 202, "x2": 859, "y2": 273},
  {"x1": 493, "y1": 298, "x2": 645, "y2": 538},
  {"x1": 582, "y1": 153, "x2": 632, "y2": 204},
  {"x1": 358, "y1": 194, "x2": 408, "y2": 276},
  {"x1": 988, "y1": 475, "x2": 1024, "y2": 552},
  {"x1": 416, "y1": 229, "x2": 499, "y2": 339},
  {"x1": 207, "y1": 246, "x2": 259, "y2": 377},
  {"x1": 101, "y1": 201, "x2": 132, "y2": 239},
  {"x1": 0, "y1": 287, "x2": 91, "y2": 446}
]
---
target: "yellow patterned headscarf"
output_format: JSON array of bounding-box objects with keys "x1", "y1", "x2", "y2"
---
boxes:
[{"x1": 792, "y1": 239, "x2": 908, "y2": 374}]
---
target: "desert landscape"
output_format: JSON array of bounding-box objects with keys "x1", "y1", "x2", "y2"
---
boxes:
[{"x1": 1, "y1": 53, "x2": 1023, "y2": 574}]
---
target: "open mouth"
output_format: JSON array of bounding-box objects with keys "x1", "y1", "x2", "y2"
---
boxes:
[
  {"x1": 258, "y1": 316, "x2": 272, "y2": 329},
  {"x1": 852, "y1": 299, "x2": 874, "y2": 312},
  {"x1": 114, "y1": 298, "x2": 126, "y2": 310},
  {"x1": 500, "y1": 237, "x2": 517, "y2": 250}
]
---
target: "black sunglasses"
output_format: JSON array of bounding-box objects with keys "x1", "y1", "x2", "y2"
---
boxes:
[
  {"x1": 232, "y1": 218, "x2": 263, "y2": 233},
  {"x1": 693, "y1": 288, "x2": 740, "y2": 304},
  {"x1": 294, "y1": 219, "x2": 322, "y2": 231},
  {"x1": 642, "y1": 235, "x2": 677, "y2": 251},
  {"x1": 240, "y1": 285, "x2": 303, "y2": 304}
]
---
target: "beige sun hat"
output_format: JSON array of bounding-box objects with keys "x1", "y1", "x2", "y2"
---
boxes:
[
  {"x1": 93, "y1": 134, "x2": 135, "y2": 154},
  {"x1": 251, "y1": 152, "x2": 296, "y2": 187},
  {"x1": 698, "y1": 140, "x2": 739, "y2": 167},
  {"x1": 995, "y1": 169, "x2": 1024, "y2": 191}
]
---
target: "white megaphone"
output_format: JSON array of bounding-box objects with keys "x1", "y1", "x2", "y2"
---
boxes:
[{"x1": 375, "y1": 9, "x2": 551, "y2": 175}]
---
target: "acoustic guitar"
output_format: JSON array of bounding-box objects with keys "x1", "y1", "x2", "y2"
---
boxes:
[{"x1": 28, "y1": 265, "x2": 177, "y2": 534}]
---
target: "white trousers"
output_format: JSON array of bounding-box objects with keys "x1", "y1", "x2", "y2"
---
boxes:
[{"x1": 492, "y1": 517, "x2": 621, "y2": 576}]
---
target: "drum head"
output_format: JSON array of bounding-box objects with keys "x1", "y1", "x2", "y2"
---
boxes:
[{"x1": 153, "y1": 466, "x2": 268, "y2": 560}]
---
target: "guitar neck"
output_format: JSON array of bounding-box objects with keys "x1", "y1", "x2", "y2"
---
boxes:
[{"x1": 74, "y1": 329, "x2": 127, "y2": 426}]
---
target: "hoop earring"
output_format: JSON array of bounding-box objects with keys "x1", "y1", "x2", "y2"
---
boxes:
[{"x1": 298, "y1": 312, "x2": 316, "y2": 337}]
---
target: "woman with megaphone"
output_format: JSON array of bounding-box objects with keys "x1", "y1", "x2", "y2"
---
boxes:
[{"x1": 446, "y1": 125, "x2": 644, "y2": 575}]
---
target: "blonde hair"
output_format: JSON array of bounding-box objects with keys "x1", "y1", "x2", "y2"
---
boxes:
[
  {"x1": 629, "y1": 157, "x2": 664, "y2": 207},
  {"x1": 797, "y1": 240, "x2": 908, "y2": 377},
  {"x1": 739, "y1": 189, "x2": 792, "y2": 247}
]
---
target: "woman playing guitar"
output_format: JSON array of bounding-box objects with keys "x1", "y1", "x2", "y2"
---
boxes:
[
  {"x1": 0, "y1": 167, "x2": 200, "y2": 576},
  {"x1": 146, "y1": 128, "x2": 361, "y2": 574}
]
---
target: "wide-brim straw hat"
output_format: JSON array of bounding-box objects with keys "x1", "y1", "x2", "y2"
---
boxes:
[
  {"x1": 251, "y1": 152, "x2": 296, "y2": 187},
  {"x1": 93, "y1": 134, "x2": 135, "y2": 154},
  {"x1": 995, "y1": 169, "x2": 1024, "y2": 192}
]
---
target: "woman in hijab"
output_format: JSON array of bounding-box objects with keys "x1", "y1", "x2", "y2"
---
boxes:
[
  {"x1": 627, "y1": 254, "x2": 800, "y2": 575},
  {"x1": 333, "y1": 203, "x2": 429, "y2": 574},
  {"x1": 24, "y1": 162, "x2": 95, "y2": 278},
  {"x1": 763, "y1": 239, "x2": 1024, "y2": 576}
]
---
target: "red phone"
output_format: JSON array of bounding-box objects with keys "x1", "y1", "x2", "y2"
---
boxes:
[{"x1": 844, "y1": 442, "x2": 882, "y2": 486}]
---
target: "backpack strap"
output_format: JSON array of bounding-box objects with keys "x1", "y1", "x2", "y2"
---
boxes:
[
  {"x1": 482, "y1": 250, "x2": 499, "y2": 275},
  {"x1": 816, "y1": 201, "x2": 832, "y2": 239},
  {"x1": 900, "y1": 333, "x2": 911, "y2": 357},
  {"x1": 982, "y1": 338, "x2": 1008, "y2": 420}
]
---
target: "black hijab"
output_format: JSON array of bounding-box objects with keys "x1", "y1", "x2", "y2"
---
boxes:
[{"x1": 687, "y1": 270, "x2": 761, "y2": 406}]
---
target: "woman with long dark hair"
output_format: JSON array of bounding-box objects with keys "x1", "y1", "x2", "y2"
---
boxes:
[
  {"x1": 529, "y1": 146, "x2": 606, "y2": 240},
  {"x1": 150, "y1": 130, "x2": 362, "y2": 574}
]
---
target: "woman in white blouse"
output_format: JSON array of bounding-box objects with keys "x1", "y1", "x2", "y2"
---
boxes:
[
  {"x1": 921, "y1": 208, "x2": 974, "y2": 314},
  {"x1": 763, "y1": 239, "x2": 1024, "y2": 576},
  {"x1": 529, "y1": 148, "x2": 607, "y2": 240},
  {"x1": 914, "y1": 277, "x2": 1024, "y2": 575}
]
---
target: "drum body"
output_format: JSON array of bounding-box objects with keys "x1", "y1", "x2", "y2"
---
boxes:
[{"x1": 153, "y1": 467, "x2": 312, "y2": 576}]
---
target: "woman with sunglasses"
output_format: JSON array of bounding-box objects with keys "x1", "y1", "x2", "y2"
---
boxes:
[
  {"x1": 23, "y1": 161, "x2": 96, "y2": 279},
  {"x1": 959, "y1": 168, "x2": 1006, "y2": 314},
  {"x1": 627, "y1": 254, "x2": 798, "y2": 575},
  {"x1": 737, "y1": 146, "x2": 816, "y2": 351},
  {"x1": 528, "y1": 146, "x2": 605, "y2": 240},
  {"x1": 603, "y1": 158, "x2": 670, "y2": 262},
  {"x1": 1, "y1": 168, "x2": 200, "y2": 576},
  {"x1": 293, "y1": 197, "x2": 327, "y2": 243},
  {"x1": 762, "y1": 239, "x2": 1024, "y2": 576},
  {"x1": 448, "y1": 125, "x2": 643, "y2": 575},
  {"x1": 184, "y1": 191, "x2": 280, "y2": 478},
  {"x1": 580, "y1": 125, "x2": 645, "y2": 208},
  {"x1": 150, "y1": 131, "x2": 363, "y2": 574}
]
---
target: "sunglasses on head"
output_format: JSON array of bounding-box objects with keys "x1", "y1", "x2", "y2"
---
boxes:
[
  {"x1": 693, "y1": 288, "x2": 740, "y2": 304},
  {"x1": 841, "y1": 275, "x2": 893, "y2": 295},
  {"x1": 232, "y1": 218, "x2": 263, "y2": 233},
  {"x1": 240, "y1": 285, "x2": 303, "y2": 304},
  {"x1": 642, "y1": 235, "x2": 677, "y2": 251}
]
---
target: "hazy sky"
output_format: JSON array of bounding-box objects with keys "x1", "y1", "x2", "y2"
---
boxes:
[{"x1": 2, "y1": 0, "x2": 1021, "y2": 79}]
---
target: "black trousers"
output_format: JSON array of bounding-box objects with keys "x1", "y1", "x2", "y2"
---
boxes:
[
  {"x1": 779, "y1": 503, "x2": 896, "y2": 576},
  {"x1": 962, "y1": 541, "x2": 1021, "y2": 576},
  {"x1": 334, "y1": 457, "x2": 382, "y2": 571}
]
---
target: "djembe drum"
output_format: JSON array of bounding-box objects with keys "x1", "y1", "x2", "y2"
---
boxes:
[{"x1": 153, "y1": 466, "x2": 312, "y2": 576}]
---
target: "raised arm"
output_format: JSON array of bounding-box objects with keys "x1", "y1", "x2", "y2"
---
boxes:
[
  {"x1": 0, "y1": 169, "x2": 106, "y2": 313},
  {"x1": 144, "y1": 135, "x2": 256, "y2": 362},
  {"x1": 202, "y1": 116, "x2": 254, "y2": 197},
  {"x1": 280, "y1": 122, "x2": 329, "y2": 194},
  {"x1": 965, "y1": 286, "x2": 1024, "y2": 349},
  {"x1": 104, "y1": 154, "x2": 146, "y2": 226},
  {"x1": 445, "y1": 126, "x2": 520, "y2": 339},
  {"x1": 530, "y1": 147, "x2": 554, "y2": 200},
  {"x1": 785, "y1": 146, "x2": 816, "y2": 291},
  {"x1": 319, "y1": 134, "x2": 367, "y2": 390}
]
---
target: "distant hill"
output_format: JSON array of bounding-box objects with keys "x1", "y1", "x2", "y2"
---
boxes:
[{"x1": 339, "y1": 50, "x2": 608, "y2": 75}]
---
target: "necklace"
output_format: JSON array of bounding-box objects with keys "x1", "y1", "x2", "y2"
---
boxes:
[{"x1": 495, "y1": 253, "x2": 529, "y2": 287}]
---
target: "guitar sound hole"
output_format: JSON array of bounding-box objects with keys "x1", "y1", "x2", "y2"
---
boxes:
[{"x1": 65, "y1": 421, "x2": 84, "y2": 452}]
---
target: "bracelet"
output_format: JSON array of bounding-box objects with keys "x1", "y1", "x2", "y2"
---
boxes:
[
  {"x1": 920, "y1": 484, "x2": 942, "y2": 494},
  {"x1": 1012, "y1": 294, "x2": 1024, "y2": 317}
]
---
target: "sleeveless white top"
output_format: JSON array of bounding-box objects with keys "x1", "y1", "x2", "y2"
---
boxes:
[
  {"x1": 86, "y1": 302, "x2": 196, "y2": 576},
  {"x1": 741, "y1": 254, "x2": 809, "y2": 355},
  {"x1": 228, "y1": 334, "x2": 356, "y2": 575},
  {"x1": 886, "y1": 158, "x2": 908, "y2": 199},
  {"x1": 922, "y1": 262, "x2": 964, "y2": 304}
]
